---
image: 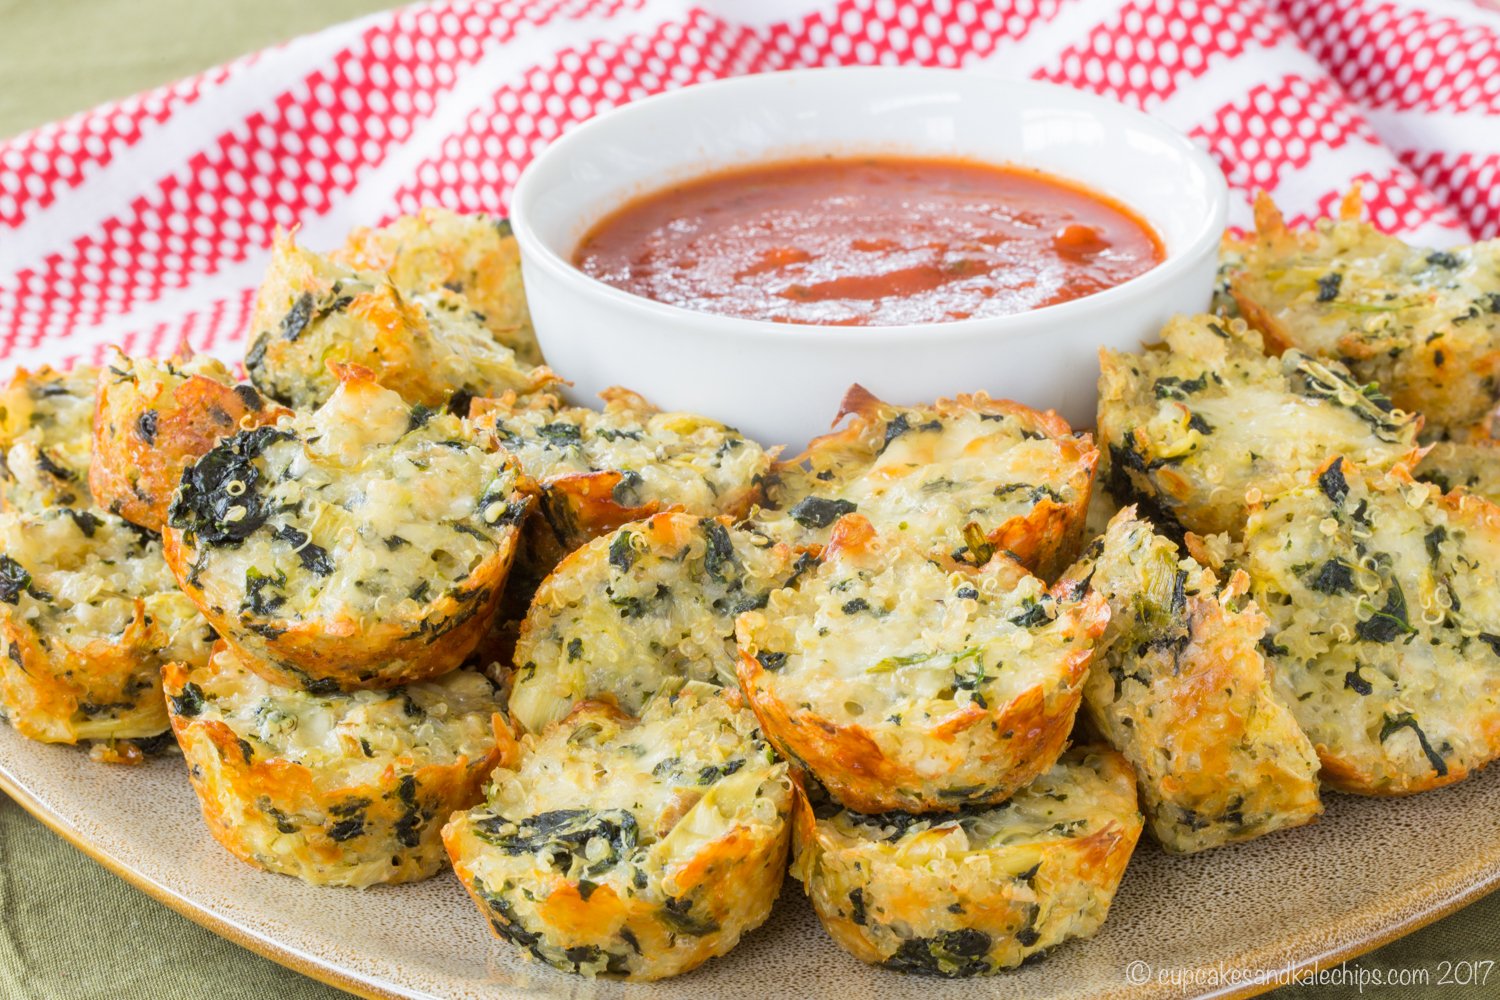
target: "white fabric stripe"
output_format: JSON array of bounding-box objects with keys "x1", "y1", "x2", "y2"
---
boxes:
[
  {"x1": 4, "y1": 0, "x2": 714, "y2": 365},
  {"x1": 318, "y1": 1, "x2": 695, "y2": 243},
  {"x1": 693, "y1": 0, "x2": 833, "y2": 30},
  {"x1": 0, "y1": 14, "x2": 378, "y2": 274},
  {"x1": 0, "y1": 259, "x2": 267, "y2": 372},
  {"x1": 1379, "y1": 0, "x2": 1500, "y2": 32},
  {"x1": 972, "y1": 0, "x2": 1129, "y2": 78},
  {"x1": 1149, "y1": 39, "x2": 1330, "y2": 129},
  {"x1": 1364, "y1": 107, "x2": 1500, "y2": 158},
  {"x1": 1243, "y1": 139, "x2": 1469, "y2": 245}
]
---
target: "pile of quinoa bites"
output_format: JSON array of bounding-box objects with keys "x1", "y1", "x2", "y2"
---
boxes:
[{"x1": 3, "y1": 191, "x2": 1499, "y2": 982}]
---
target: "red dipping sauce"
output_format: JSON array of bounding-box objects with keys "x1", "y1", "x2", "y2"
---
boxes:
[{"x1": 573, "y1": 156, "x2": 1165, "y2": 327}]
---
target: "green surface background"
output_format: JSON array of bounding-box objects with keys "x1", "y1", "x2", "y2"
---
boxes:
[{"x1": 0, "y1": 1, "x2": 1496, "y2": 997}]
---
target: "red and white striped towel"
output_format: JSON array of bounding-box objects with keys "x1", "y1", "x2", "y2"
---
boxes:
[{"x1": 1, "y1": 0, "x2": 1497, "y2": 370}]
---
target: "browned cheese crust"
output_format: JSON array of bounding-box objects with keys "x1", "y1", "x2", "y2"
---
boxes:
[
  {"x1": 765, "y1": 386, "x2": 1096, "y2": 581},
  {"x1": 737, "y1": 514, "x2": 1107, "y2": 813},
  {"x1": 162, "y1": 365, "x2": 530, "y2": 691},
  {"x1": 1228, "y1": 191, "x2": 1500, "y2": 438},
  {"x1": 332, "y1": 207, "x2": 540, "y2": 365},
  {"x1": 1096, "y1": 313, "x2": 1424, "y2": 540},
  {"x1": 165, "y1": 644, "x2": 510, "y2": 886},
  {"x1": 790, "y1": 745, "x2": 1143, "y2": 976},
  {"x1": 90, "y1": 349, "x2": 287, "y2": 531},
  {"x1": 1059, "y1": 507, "x2": 1322, "y2": 852}
]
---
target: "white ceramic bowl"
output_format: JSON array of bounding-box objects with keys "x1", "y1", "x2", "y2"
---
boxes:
[{"x1": 511, "y1": 67, "x2": 1227, "y2": 449}]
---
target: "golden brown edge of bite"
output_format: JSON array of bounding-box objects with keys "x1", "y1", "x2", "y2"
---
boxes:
[
  {"x1": 164, "y1": 518, "x2": 526, "y2": 692},
  {"x1": 163, "y1": 655, "x2": 515, "y2": 886},
  {"x1": 441, "y1": 693, "x2": 793, "y2": 981},
  {"x1": 785, "y1": 384, "x2": 1098, "y2": 579},
  {"x1": 1226, "y1": 189, "x2": 1370, "y2": 358},
  {"x1": 0, "y1": 599, "x2": 166, "y2": 745},
  {"x1": 1246, "y1": 458, "x2": 1500, "y2": 797},
  {"x1": 736, "y1": 514, "x2": 1109, "y2": 814},
  {"x1": 788, "y1": 747, "x2": 1144, "y2": 975},
  {"x1": 1068, "y1": 508, "x2": 1324, "y2": 852},
  {"x1": 90, "y1": 360, "x2": 289, "y2": 532}
]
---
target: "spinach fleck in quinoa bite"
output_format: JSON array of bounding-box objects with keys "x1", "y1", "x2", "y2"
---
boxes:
[
  {"x1": 1415, "y1": 439, "x2": 1500, "y2": 503},
  {"x1": 508, "y1": 511, "x2": 802, "y2": 735},
  {"x1": 163, "y1": 364, "x2": 531, "y2": 692},
  {"x1": 0, "y1": 365, "x2": 97, "y2": 512},
  {"x1": 1237, "y1": 457, "x2": 1500, "y2": 795},
  {"x1": 90, "y1": 348, "x2": 286, "y2": 532},
  {"x1": 1228, "y1": 190, "x2": 1500, "y2": 438},
  {"x1": 443, "y1": 680, "x2": 792, "y2": 981},
  {"x1": 0, "y1": 505, "x2": 212, "y2": 746},
  {"x1": 737, "y1": 513, "x2": 1108, "y2": 814},
  {"x1": 790, "y1": 745, "x2": 1142, "y2": 977},
  {"x1": 244, "y1": 229, "x2": 557, "y2": 410},
  {"x1": 165, "y1": 642, "x2": 509, "y2": 887},
  {"x1": 471, "y1": 387, "x2": 773, "y2": 568},
  {"x1": 1096, "y1": 313, "x2": 1423, "y2": 540},
  {"x1": 332, "y1": 206, "x2": 541, "y2": 366},
  {"x1": 1058, "y1": 508, "x2": 1322, "y2": 853},
  {"x1": 764, "y1": 386, "x2": 1097, "y2": 580}
]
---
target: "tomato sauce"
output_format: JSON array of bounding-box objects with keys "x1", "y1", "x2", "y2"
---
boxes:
[{"x1": 573, "y1": 156, "x2": 1164, "y2": 327}]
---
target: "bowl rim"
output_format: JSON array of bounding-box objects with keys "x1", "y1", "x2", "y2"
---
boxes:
[{"x1": 510, "y1": 66, "x2": 1229, "y2": 346}]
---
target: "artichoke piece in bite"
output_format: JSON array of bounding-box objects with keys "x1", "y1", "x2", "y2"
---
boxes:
[
  {"x1": 245, "y1": 229, "x2": 557, "y2": 409},
  {"x1": 163, "y1": 364, "x2": 530, "y2": 692},
  {"x1": 1228, "y1": 190, "x2": 1500, "y2": 437},
  {"x1": 472, "y1": 388, "x2": 772, "y2": 566},
  {"x1": 1097, "y1": 313, "x2": 1423, "y2": 540},
  {"x1": 737, "y1": 514, "x2": 1107, "y2": 814},
  {"x1": 0, "y1": 365, "x2": 97, "y2": 512},
  {"x1": 1240, "y1": 457, "x2": 1500, "y2": 794},
  {"x1": 791, "y1": 745, "x2": 1142, "y2": 976},
  {"x1": 765, "y1": 386, "x2": 1096, "y2": 580},
  {"x1": 1059, "y1": 508, "x2": 1322, "y2": 853},
  {"x1": 165, "y1": 643, "x2": 509, "y2": 887},
  {"x1": 444, "y1": 681, "x2": 792, "y2": 981},
  {"x1": 91, "y1": 349, "x2": 286, "y2": 532},
  {"x1": 509, "y1": 512, "x2": 801, "y2": 735},
  {"x1": 333, "y1": 206, "x2": 540, "y2": 365},
  {"x1": 0, "y1": 506, "x2": 212, "y2": 745}
]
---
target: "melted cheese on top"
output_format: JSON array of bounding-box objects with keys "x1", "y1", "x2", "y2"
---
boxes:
[
  {"x1": 0, "y1": 507, "x2": 190, "y2": 649},
  {"x1": 170, "y1": 376, "x2": 524, "y2": 623},
  {"x1": 333, "y1": 207, "x2": 540, "y2": 365},
  {"x1": 742, "y1": 520, "x2": 1090, "y2": 729},
  {"x1": 475, "y1": 681, "x2": 786, "y2": 887},
  {"x1": 768, "y1": 393, "x2": 1091, "y2": 562},
  {"x1": 1098, "y1": 314, "x2": 1422, "y2": 539},
  {"x1": 181, "y1": 643, "x2": 503, "y2": 784},
  {"x1": 1229, "y1": 196, "x2": 1500, "y2": 435},
  {"x1": 1241, "y1": 460, "x2": 1500, "y2": 792},
  {"x1": 509, "y1": 514, "x2": 799, "y2": 734},
  {"x1": 485, "y1": 389, "x2": 771, "y2": 514},
  {"x1": 0, "y1": 366, "x2": 97, "y2": 511}
]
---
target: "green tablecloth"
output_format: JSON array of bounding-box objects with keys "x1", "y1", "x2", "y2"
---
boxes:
[{"x1": 0, "y1": 3, "x2": 1496, "y2": 997}]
